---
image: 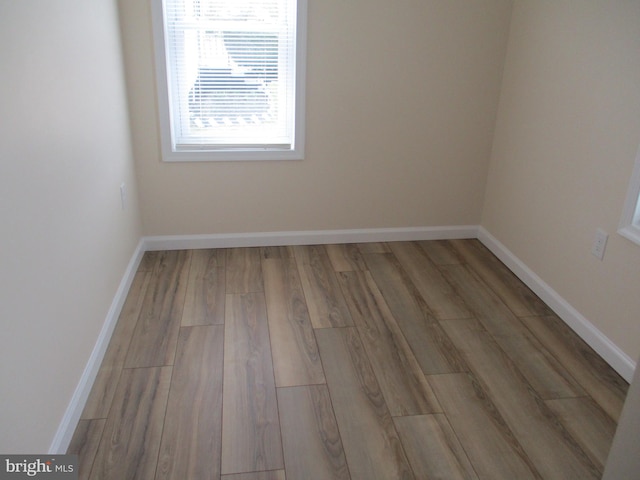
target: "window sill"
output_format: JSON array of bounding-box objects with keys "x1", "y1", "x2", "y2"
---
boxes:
[
  {"x1": 160, "y1": 148, "x2": 304, "y2": 163},
  {"x1": 618, "y1": 225, "x2": 640, "y2": 247}
]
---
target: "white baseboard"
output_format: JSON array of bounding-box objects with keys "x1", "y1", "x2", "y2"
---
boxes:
[
  {"x1": 51, "y1": 224, "x2": 635, "y2": 453},
  {"x1": 48, "y1": 225, "x2": 475, "y2": 453},
  {"x1": 143, "y1": 225, "x2": 480, "y2": 251},
  {"x1": 478, "y1": 227, "x2": 636, "y2": 382},
  {"x1": 49, "y1": 239, "x2": 146, "y2": 454}
]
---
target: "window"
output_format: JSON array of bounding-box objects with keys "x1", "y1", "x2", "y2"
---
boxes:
[
  {"x1": 151, "y1": 0, "x2": 306, "y2": 161},
  {"x1": 619, "y1": 143, "x2": 640, "y2": 245}
]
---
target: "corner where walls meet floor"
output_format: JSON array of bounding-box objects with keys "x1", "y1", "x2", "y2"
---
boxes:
[{"x1": 48, "y1": 224, "x2": 636, "y2": 453}]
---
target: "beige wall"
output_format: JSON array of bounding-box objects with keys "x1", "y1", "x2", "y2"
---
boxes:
[
  {"x1": 0, "y1": 1, "x2": 142, "y2": 452},
  {"x1": 6, "y1": 0, "x2": 639, "y2": 453},
  {"x1": 120, "y1": 0, "x2": 513, "y2": 236},
  {"x1": 482, "y1": 1, "x2": 640, "y2": 361}
]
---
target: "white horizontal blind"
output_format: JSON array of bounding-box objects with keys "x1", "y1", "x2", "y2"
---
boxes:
[{"x1": 161, "y1": 0, "x2": 297, "y2": 151}]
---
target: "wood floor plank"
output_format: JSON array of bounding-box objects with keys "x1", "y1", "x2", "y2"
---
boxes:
[
  {"x1": 441, "y1": 264, "x2": 584, "y2": 399},
  {"x1": 77, "y1": 242, "x2": 625, "y2": 480},
  {"x1": 364, "y1": 252, "x2": 466, "y2": 374},
  {"x1": 316, "y1": 327, "x2": 414, "y2": 480},
  {"x1": 292, "y1": 244, "x2": 326, "y2": 264},
  {"x1": 394, "y1": 414, "x2": 479, "y2": 480},
  {"x1": 521, "y1": 315, "x2": 628, "y2": 421},
  {"x1": 181, "y1": 249, "x2": 225, "y2": 326},
  {"x1": 260, "y1": 245, "x2": 295, "y2": 259},
  {"x1": 337, "y1": 270, "x2": 441, "y2": 415},
  {"x1": 221, "y1": 293, "x2": 283, "y2": 474},
  {"x1": 155, "y1": 326, "x2": 224, "y2": 480},
  {"x1": 138, "y1": 251, "x2": 160, "y2": 272},
  {"x1": 357, "y1": 242, "x2": 390, "y2": 254},
  {"x1": 441, "y1": 318, "x2": 601, "y2": 479},
  {"x1": 295, "y1": 246, "x2": 353, "y2": 328},
  {"x1": 262, "y1": 258, "x2": 325, "y2": 386},
  {"x1": 450, "y1": 239, "x2": 552, "y2": 317},
  {"x1": 125, "y1": 250, "x2": 191, "y2": 368},
  {"x1": 222, "y1": 471, "x2": 286, "y2": 480},
  {"x1": 83, "y1": 271, "x2": 151, "y2": 418},
  {"x1": 67, "y1": 419, "x2": 106, "y2": 480},
  {"x1": 428, "y1": 373, "x2": 540, "y2": 480},
  {"x1": 278, "y1": 385, "x2": 350, "y2": 480},
  {"x1": 439, "y1": 264, "x2": 519, "y2": 337},
  {"x1": 325, "y1": 243, "x2": 367, "y2": 272},
  {"x1": 417, "y1": 239, "x2": 465, "y2": 265},
  {"x1": 90, "y1": 366, "x2": 172, "y2": 480},
  {"x1": 545, "y1": 397, "x2": 617, "y2": 471},
  {"x1": 389, "y1": 241, "x2": 471, "y2": 320},
  {"x1": 226, "y1": 247, "x2": 263, "y2": 294}
]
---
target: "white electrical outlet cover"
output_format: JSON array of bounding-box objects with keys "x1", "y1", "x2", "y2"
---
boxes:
[{"x1": 591, "y1": 228, "x2": 608, "y2": 260}]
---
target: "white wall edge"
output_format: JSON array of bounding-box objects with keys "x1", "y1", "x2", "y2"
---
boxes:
[
  {"x1": 49, "y1": 239, "x2": 146, "y2": 454},
  {"x1": 478, "y1": 226, "x2": 636, "y2": 382},
  {"x1": 143, "y1": 225, "x2": 480, "y2": 251}
]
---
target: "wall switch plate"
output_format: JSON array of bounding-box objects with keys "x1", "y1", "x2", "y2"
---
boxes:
[{"x1": 592, "y1": 228, "x2": 608, "y2": 260}]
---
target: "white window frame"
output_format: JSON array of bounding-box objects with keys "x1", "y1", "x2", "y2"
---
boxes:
[
  {"x1": 619, "y1": 142, "x2": 640, "y2": 246},
  {"x1": 150, "y1": 0, "x2": 307, "y2": 162}
]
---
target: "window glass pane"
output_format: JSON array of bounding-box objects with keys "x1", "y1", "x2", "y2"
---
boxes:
[
  {"x1": 161, "y1": 0, "x2": 296, "y2": 151},
  {"x1": 618, "y1": 143, "x2": 640, "y2": 246},
  {"x1": 633, "y1": 195, "x2": 640, "y2": 227}
]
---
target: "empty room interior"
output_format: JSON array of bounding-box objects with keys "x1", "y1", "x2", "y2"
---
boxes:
[{"x1": 2, "y1": 0, "x2": 640, "y2": 479}]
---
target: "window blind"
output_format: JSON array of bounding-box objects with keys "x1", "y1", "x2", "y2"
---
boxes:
[{"x1": 160, "y1": 0, "x2": 298, "y2": 152}]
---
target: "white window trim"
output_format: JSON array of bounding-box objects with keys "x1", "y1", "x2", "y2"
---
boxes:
[
  {"x1": 150, "y1": 0, "x2": 307, "y2": 162},
  {"x1": 618, "y1": 142, "x2": 640, "y2": 246}
]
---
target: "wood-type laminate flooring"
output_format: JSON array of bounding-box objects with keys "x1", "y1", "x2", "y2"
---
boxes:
[{"x1": 69, "y1": 240, "x2": 629, "y2": 479}]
